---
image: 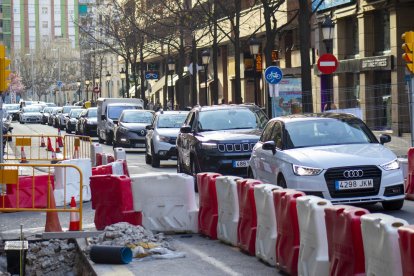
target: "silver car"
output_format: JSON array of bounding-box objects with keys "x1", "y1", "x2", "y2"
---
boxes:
[
  {"x1": 19, "y1": 105, "x2": 43, "y2": 124},
  {"x1": 145, "y1": 110, "x2": 189, "y2": 167}
]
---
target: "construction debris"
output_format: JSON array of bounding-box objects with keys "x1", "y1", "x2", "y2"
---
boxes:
[{"x1": 85, "y1": 222, "x2": 185, "y2": 261}]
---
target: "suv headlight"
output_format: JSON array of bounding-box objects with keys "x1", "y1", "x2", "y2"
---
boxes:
[
  {"x1": 157, "y1": 135, "x2": 170, "y2": 143},
  {"x1": 380, "y1": 159, "x2": 400, "y2": 171},
  {"x1": 201, "y1": 142, "x2": 217, "y2": 150},
  {"x1": 292, "y1": 164, "x2": 323, "y2": 176}
]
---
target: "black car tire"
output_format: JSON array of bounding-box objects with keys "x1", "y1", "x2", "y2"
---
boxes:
[
  {"x1": 191, "y1": 158, "x2": 199, "y2": 193},
  {"x1": 247, "y1": 167, "x2": 254, "y2": 178},
  {"x1": 98, "y1": 136, "x2": 104, "y2": 144},
  {"x1": 277, "y1": 175, "x2": 287, "y2": 188},
  {"x1": 66, "y1": 125, "x2": 71, "y2": 134},
  {"x1": 151, "y1": 144, "x2": 160, "y2": 168},
  {"x1": 145, "y1": 146, "x2": 152, "y2": 165},
  {"x1": 20, "y1": 121, "x2": 24, "y2": 124},
  {"x1": 105, "y1": 132, "x2": 113, "y2": 145},
  {"x1": 382, "y1": 199, "x2": 404, "y2": 211}
]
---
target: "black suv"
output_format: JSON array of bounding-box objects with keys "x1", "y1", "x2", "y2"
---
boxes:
[{"x1": 177, "y1": 104, "x2": 268, "y2": 178}]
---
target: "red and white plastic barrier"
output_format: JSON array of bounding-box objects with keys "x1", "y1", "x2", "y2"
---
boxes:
[
  {"x1": 197, "y1": 172, "x2": 222, "y2": 239},
  {"x1": 91, "y1": 143, "x2": 103, "y2": 167},
  {"x1": 215, "y1": 175, "x2": 242, "y2": 246},
  {"x1": 296, "y1": 196, "x2": 332, "y2": 276},
  {"x1": 101, "y1": 153, "x2": 115, "y2": 165},
  {"x1": 273, "y1": 189, "x2": 305, "y2": 275},
  {"x1": 324, "y1": 205, "x2": 369, "y2": 276},
  {"x1": 114, "y1": 147, "x2": 127, "y2": 161},
  {"x1": 54, "y1": 158, "x2": 92, "y2": 206},
  {"x1": 398, "y1": 225, "x2": 414, "y2": 276},
  {"x1": 254, "y1": 183, "x2": 281, "y2": 266},
  {"x1": 406, "y1": 148, "x2": 414, "y2": 200},
  {"x1": 95, "y1": 152, "x2": 103, "y2": 166},
  {"x1": 92, "y1": 160, "x2": 129, "y2": 176},
  {"x1": 130, "y1": 173, "x2": 198, "y2": 233},
  {"x1": 90, "y1": 174, "x2": 141, "y2": 230},
  {"x1": 361, "y1": 213, "x2": 407, "y2": 276},
  {"x1": 237, "y1": 179, "x2": 262, "y2": 256}
]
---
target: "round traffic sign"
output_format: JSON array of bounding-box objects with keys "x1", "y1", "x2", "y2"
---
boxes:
[
  {"x1": 317, "y1": 54, "x2": 338, "y2": 74},
  {"x1": 264, "y1": 66, "x2": 283, "y2": 85}
]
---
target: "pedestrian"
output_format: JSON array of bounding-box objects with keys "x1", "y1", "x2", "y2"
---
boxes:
[
  {"x1": 167, "y1": 99, "x2": 173, "y2": 110},
  {"x1": 148, "y1": 100, "x2": 154, "y2": 111},
  {"x1": 154, "y1": 100, "x2": 161, "y2": 112},
  {"x1": 221, "y1": 98, "x2": 227, "y2": 105}
]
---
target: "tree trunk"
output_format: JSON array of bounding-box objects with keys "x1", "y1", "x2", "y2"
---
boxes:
[{"x1": 191, "y1": 37, "x2": 198, "y2": 106}]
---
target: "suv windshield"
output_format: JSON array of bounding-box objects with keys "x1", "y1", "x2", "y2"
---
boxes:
[
  {"x1": 69, "y1": 109, "x2": 84, "y2": 118},
  {"x1": 198, "y1": 108, "x2": 268, "y2": 131},
  {"x1": 23, "y1": 106, "x2": 42, "y2": 113},
  {"x1": 158, "y1": 113, "x2": 187, "y2": 128},
  {"x1": 121, "y1": 111, "x2": 153, "y2": 123},
  {"x1": 108, "y1": 106, "x2": 138, "y2": 120},
  {"x1": 87, "y1": 109, "x2": 97, "y2": 117},
  {"x1": 62, "y1": 106, "x2": 73, "y2": 113}
]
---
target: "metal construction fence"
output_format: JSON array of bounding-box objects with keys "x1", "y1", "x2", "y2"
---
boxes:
[{"x1": 0, "y1": 163, "x2": 84, "y2": 230}]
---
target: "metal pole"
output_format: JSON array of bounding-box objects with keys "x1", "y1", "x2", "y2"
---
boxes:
[
  {"x1": 121, "y1": 80, "x2": 124, "y2": 98},
  {"x1": 205, "y1": 65, "x2": 208, "y2": 105},
  {"x1": 171, "y1": 73, "x2": 174, "y2": 110},
  {"x1": 31, "y1": 53, "x2": 34, "y2": 100},
  {"x1": 253, "y1": 54, "x2": 258, "y2": 105},
  {"x1": 410, "y1": 76, "x2": 414, "y2": 147},
  {"x1": 58, "y1": 49, "x2": 61, "y2": 105}
]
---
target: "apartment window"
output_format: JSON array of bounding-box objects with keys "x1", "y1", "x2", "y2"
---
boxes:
[
  {"x1": 374, "y1": 10, "x2": 390, "y2": 54},
  {"x1": 42, "y1": 7, "x2": 48, "y2": 14},
  {"x1": 42, "y1": 21, "x2": 48, "y2": 28},
  {"x1": 344, "y1": 17, "x2": 359, "y2": 59}
]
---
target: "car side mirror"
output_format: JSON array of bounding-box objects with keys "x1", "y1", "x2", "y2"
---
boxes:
[
  {"x1": 146, "y1": 125, "x2": 153, "y2": 130},
  {"x1": 101, "y1": 115, "x2": 106, "y2": 120},
  {"x1": 180, "y1": 125, "x2": 192, "y2": 134},
  {"x1": 262, "y1": 141, "x2": 276, "y2": 155},
  {"x1": 379, "y1": 134, "x2": 391, "y2": 145}
]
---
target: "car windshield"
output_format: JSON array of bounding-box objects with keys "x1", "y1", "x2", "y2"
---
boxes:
[
  {"x1": 62, "y1": 106, "x2": 76, "y2": 113},
  {"x1": 4, "y1": 104, "x2": 19, "y2": 111},
  {"x1": 70, "y1": 109, "x2": 83, "y2": 118},
  {"x1": 52, "y1": 108, "x2": 62, "y2": 115},
  {"x1": 87, "y1": 109, "x2": 97, "y2": 117},
  {"x1": 22, "y1": 106, "x2": 42, "y2": 112},
  {"x1": 157, "y1": 113, "x2": 187, "y2": 128},
  {"x1": 198, "y1": 108, "x2": 268, "y2": 131},
  {"x1": 284, "y1": 118, "x2": 377, "y2": 149},
  {"x1": 121, "y1": 111, "x2": 153, "y2": 123},
  {"x1": 108, "y1": 106, "x2": 138, "y2": 120}
]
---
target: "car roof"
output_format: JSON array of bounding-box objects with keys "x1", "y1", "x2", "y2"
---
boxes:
[
  {"x1": 121, "y1": 109, "x2": 154, "y2": 113},
  {"x1": 191, "y1": 104, "x2": 260, "y2": 112},
  {"x1": 270, "y1": 112, "x2": 359, "y2": 123},
  {"x1": 107, "y1": 103, "x2": 141, "y2": 106},
  {"x1": 157, "y1": 110, "x2": 189, "y2": 115}
]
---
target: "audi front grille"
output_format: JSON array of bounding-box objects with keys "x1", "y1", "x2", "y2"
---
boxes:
[{"x1": 324, "y1": 165, "x2": 382, "y2": 198}]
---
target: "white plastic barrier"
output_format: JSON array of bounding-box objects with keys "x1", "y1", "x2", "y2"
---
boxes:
[
  {"x1": 215, "y1": 175, "x2": 242, "y2": 246},
  {"x1": 111, "y1": 160, "x2": 125, "y2": 175},
  {"x1": 296, "y1": 195, "x2": 332, "y2": 276},
  {"x1": 54, "y1": 158, "x2": 92, "y2": 206},
  {"x1": 254, "y1": 183, "x2": 281, "y2": 266},
  {"x1": 101, "y1": 153, "x2": 109, "y2": 165},
  {"x1": 114, "y1": 147, "x2": 127, "y2": 161},
  {"x1": 361, "y1": 213, "x2": 408, "y2": 276},
  {"x1": 130, "y1": 173, "x2": 198, "y2": 233},
  {"x1": 90, "y1": 143, "x2": 103, "y2": 167}
]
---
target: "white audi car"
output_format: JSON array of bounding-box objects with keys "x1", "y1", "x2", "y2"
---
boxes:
[
  {"x1": 248, "y1": 113, "x2": 404, "y2": 210},
  {"x1": 19, "y1": 105, "x2": 43, "y2": 124}
]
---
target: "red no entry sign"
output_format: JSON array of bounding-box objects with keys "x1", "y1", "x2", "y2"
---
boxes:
[{"x1": 317, "y1": 53, "x2": 338, "y2": 74}]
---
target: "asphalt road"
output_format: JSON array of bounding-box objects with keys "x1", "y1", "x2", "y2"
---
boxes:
[{"x1": 2, "y1": 121, "x2": 414, "y2": 276}]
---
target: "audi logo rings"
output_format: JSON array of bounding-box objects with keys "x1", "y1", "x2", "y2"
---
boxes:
[{"x1": 343, "y1": 169, "x2": 364, "y2": 178}]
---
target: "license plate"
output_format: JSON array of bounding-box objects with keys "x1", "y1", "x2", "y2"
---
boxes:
[
  {"x1": 134, "y1": 143, "x2": 145, "y2": 148},
  {"x1": 335, "y1": 179, "x2": 374, "y2": 190},
  {"x1": 233, "y1": 160, "x2": 249, "y2": 168}
]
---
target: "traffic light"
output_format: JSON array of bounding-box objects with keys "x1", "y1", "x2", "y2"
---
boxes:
[
  {"x1": 402, "y1": 31, "x2": 414, "y2": 73},
  {"x1": 0, "y1": 45, "x2": 11, "y2": 92}
]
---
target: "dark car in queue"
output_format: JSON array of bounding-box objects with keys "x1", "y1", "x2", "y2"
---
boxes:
[
  {"x1": 113, "y1": 109, "x2": 155, "y2": 149},
  {"x1": 176, "y1": 104, "x2": 268, "y2": 182},
  {"x1": 76, "y1": 107, "x2": 97, "y2": 136},
  {"x1": 41, "y1": 107, "x2": 54, "y2": 124},
  {"x1": 56, "y1": 106, "x2": 82, "y2": 130},
  {"x1": 4, "y1": 104, "x2": 20, "y2": 121},
  {"x1": 48, "y1": 107, "x2": 62, "y2": 126},
  {"x1": 65, "y1": 108, "x2": 84, "y2": 134}
]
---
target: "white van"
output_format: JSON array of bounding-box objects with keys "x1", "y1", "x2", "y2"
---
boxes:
[{"x1": 97, "y1": 98, "x2": 144, "y2": 145}]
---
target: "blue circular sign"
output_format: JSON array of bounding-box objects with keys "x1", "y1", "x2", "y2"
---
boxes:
[
  {"x1": 145, "y1": 72, "x2": 159, "y2": 80},
  {"x1": 264, "y1": 66, "x2": 283, "y2": 84}
]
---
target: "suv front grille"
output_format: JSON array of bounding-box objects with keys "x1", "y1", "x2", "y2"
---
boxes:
[
  {"x1": 218, "y1": 142, "x2": 256, "y2": 153},
  {"x1": 324, "y1": 165, "x2": 382, "y2": 198}
]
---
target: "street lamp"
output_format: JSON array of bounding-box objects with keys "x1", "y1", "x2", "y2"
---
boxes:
[
  {"x1": 85, "y1": 79, "x2": 90, "y2": 101},
  {"x1": 249, "y1": 36, "x2": 260, "y2": 106},
  {"x1": 106, "y1": 72, "x2": 112, "y2": 98},
  {"x1": 95, "y1": 74, "x2": 100, "y2": 100},
  {"x1": 321, "y1": 16, "x2": 335, "y2": 111},
  {"x1": 201, "y1": 50, "x2": 210, "y2": 106},
  {"x1": 120, "y1": 68, "x2": 126, "y2": 98},
  {"x1": 52, "y1": 48, "x2": 61, "y2": 105},
  {"x1": 76, "y1": 79, "x2": 81, "y2": 102},
  {"x1": 167, "y1": 57, "x2": 175, "y2": 110}
]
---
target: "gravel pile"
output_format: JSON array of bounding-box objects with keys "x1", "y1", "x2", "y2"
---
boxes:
[
  {"x1": 86, "y1": 222, "x2": 184, "y2": 260},
  {"x1": 25, "y1": 239, "x2": 77, "y2": 276}
]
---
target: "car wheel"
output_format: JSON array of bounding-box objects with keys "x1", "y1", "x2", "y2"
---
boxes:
[
  {"x1": 277, "y1": 175, "x2": 287, "y2": 188},
  {"x1": 191, "y1": 158, "x2": 199, "y2": 192},
  {"x1": 19, "y1": 121, "x2": 23, "y2": 124},
  {"x1": 66, "y1": 126, "x2": 71, "y2": 134},
  {"x1": 145, "y1": 145, "x2": 152, "y2": 165},
  {"x1": 382, "y1": 199, "x2": 404, "y2": 211},
  {"x1": 98, "y1": 136, "x2": 104, "y2": 144},
  {"x1": 105, "y1": 132, "x2": 113, "y2": 145},
  {"x1": 151, "y1": 144, "x2": 160, "y2": 168},
  {"x1": 247, "y1": 167, "x2": 254, "y2": 178}
]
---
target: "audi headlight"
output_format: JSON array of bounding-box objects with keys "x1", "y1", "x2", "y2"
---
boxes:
[
  {"x1": 380, "y1": 159, "x2": 400, "y2": 171},
  {"x1": 292, "y1": 164, "x2": 323, "y2": 176},
  {"x1": 157, "y1": 135, "x2": 170, "y2": 143},
  {"x1": 201, "y1": 142, "x2": 218, "y2": 150}
]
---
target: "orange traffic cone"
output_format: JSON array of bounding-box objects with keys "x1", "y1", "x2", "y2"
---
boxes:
[
  {"x1": 45, "y1": 190, "x2": 62, "y2": 232},
  {"x1": 69, "y1": 196, "x2": 80, "y2": 231},
  {"x1": 51, "y1": 148, "x2": 58, "y2": 164},
  {"x1": 40, "y1": 135, "x2": 46, "y2": 147},
  {"x1": 46, "y1": 137, "x2": 54, "y2": 151},
  {"x1": 19, "y1": 146, "x2": 28, "y2": 163},
  {"x1": 55, "y1": 138, "x2": 61, "y2": 153},
  {"x1": 73, "y1": 145, "x2": 80, "y2": 159},
  {"x1": 57, "y1": 129, "x2": 64, "y2": 147}
]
